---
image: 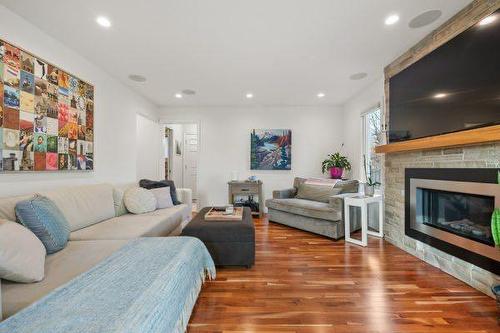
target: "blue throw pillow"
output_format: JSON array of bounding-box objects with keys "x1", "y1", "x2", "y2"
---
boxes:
[{"x1": 15, "y1": 195, "x2": 70, "y2": 254}]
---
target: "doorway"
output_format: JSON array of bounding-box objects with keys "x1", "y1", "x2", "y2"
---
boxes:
[{"x1": 164, "y1": 123, "x2": 199, "y2": 201}]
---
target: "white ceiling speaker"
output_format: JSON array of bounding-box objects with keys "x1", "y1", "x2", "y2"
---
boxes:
[
  {"x1": 182, "y1": 89, "x2": 196, "y2": 95},
  {"x1": 128, "y1": 74, "x2": 147, "y2": 82},
  {"x1": 409, "y1": 10, "x2": 442, "y2": 29},
  {"x1": 349, "y1": 72, "x2": 368, "y2": 80}
]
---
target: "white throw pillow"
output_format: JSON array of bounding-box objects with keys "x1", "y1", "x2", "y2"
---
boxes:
[
  {"x1": 0, "y1": 219, "x2": 46, "y2": 283},
  {"x1": 150, "y1": 187, "x2": 174, "y2": 209},
  {"x1": 112, "y1": 184, "x2": 136, "y2": 217},
  {"x1": 123, "y1": 187, "x2": 157, "y2": 214}
]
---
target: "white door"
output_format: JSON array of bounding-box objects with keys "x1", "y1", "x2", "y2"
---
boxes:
[{"x1": 183, "y1": 133, "x2": 198, "y2": 200}]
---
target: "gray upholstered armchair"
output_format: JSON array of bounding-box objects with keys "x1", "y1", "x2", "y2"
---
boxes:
[{"x1": 265, "y1": 177, "x2": 359, "y2": 239}]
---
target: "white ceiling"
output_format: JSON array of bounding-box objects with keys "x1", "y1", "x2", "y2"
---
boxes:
[{"x1": 0, "y1": 0, "x2": 471, "y2": 107}]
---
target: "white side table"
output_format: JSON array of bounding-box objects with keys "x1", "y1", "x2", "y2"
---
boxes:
[{"x1": 344, "y1": 195, "x2": 383, "y2": 247}]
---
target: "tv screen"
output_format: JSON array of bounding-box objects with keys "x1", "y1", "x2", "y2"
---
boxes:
[{"x1": 388, "y1": 9, "x2": 500, "y2": 143}]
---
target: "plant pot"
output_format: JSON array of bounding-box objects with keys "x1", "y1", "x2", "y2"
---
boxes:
[
  {"x1": 329, "y1": 167, "x2": 343, "y2": 179},
  {"x1": 364, "y1": 184, "x2": 375, "y2": 196}
]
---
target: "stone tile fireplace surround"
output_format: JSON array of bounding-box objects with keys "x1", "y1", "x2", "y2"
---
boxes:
[
  {"x1": 378, "y1": 1, "x2": 500, "y2": 297},
  {"x1": 384, "y1": 143, "x2": 500, "y2": 296}
]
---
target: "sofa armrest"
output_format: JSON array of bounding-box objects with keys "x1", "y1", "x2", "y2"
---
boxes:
[
  {"x1": 176, "y1": 188, "x2": 192, "y2": 211},
  {"x1": 272, "y1": 188, "x2": 297, "y2": 199}
]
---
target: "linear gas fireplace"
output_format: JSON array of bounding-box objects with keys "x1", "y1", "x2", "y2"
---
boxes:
[{"x1": 405, "y1": 168, "x2": 500, "y2": 275}]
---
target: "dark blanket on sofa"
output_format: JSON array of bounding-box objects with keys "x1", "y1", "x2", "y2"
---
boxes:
[{"x1": 139, "y1": 179, "x2": 181, "y2": 205}]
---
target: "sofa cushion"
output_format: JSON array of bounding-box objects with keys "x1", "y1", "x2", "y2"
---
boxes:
[
  {"x1": 0, "y1": 194, "x2": 34, "y2": 222},
  {"x1": 0, "y1": 219, "x2": 46, "y2": 283},
  {"x1": 15, "y1": 196, "x2": 71, "y2": 254},
  {"x1": 69, "y1": 204, "x2": 189, "y2": 241},
  {"x1": 296, "y1": 183, "x2": 341, "y2": 203},
  {"x1": 1, "y1": 240, "x2": 128, "y2": 319},
  {"x1": 266, "y1": 198, "x2": 341, "y2": 221},
  {"x1": 40, "y1": 184, "x2": 115, "y2": 232}
]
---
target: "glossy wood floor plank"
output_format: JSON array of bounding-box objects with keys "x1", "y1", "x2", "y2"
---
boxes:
[{"x1": 188, "y1": 216, "x2": 498, "y2": 333}]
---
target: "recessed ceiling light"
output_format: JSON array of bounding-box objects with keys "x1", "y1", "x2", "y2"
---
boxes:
[
  {"x1": 385, "y1": 14, "x2": 400, "y2": 25},
  {"x1": 479, "y1": 15, "x2": 497, "y2": 26},
  {"x1": 434, "y1": 93, "x2": 447, "y2": 99},
  {"x1": 317, "y1": 92, "x2": 325, "y2": 98},
  {"x1": 96, "y1": 16, "x2": 111, "y2": 28},
  {"x1": 175, "y1": 93, "x2": 183, "y2": 99},
  {"x1": 409, "y1": 10, "x2": 442, "y2": 29},
  {"x1": 246, "y1": 93, "x2": 254, "y2": 99},
  {"x1": 349, "y1": 72, "x2": 368, "y2": 80},
  {"x1": 128, "y1": 74, "x2": 146, "y2": 83}
]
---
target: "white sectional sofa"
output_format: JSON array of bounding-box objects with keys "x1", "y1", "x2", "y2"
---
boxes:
[{"x1": 0, "y1": 183, "x2": 192, "y2": 319}]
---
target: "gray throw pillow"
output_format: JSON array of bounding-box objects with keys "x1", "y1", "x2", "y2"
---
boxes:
[
  {"x1": 150, "y1": 187, "x2": 174, "y2": 209},
  {"x1": 296, "y1": 183, "x2": 342, "y2": 203}
]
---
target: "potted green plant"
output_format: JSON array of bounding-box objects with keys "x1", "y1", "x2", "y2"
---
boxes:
[
  {"x1": 363, "y1": 155, "x2": 381, "y2": 196},
  {"x1": 322, "y1": 152, "x2": 351, "y2": 179},
  {"x1": 492, "y1": 171, "x2": 500, "y2": 247}
]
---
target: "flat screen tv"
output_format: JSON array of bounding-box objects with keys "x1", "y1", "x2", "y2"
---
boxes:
[{"x1": 388, "y1": 9, "x2": 500, "y2": 143}]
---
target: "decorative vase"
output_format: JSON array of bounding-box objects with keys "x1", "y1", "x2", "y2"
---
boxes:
[
  {"x1": 329, "y1": 167, "x2": 343, "y2": 179},
  {"x1": 364, "y1": 184, "x2": 375, "y2": 196}
]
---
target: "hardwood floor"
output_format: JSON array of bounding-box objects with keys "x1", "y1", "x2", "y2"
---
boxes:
[{"x1": 188, "y1": 216, "x2": 498, "y2": 333}]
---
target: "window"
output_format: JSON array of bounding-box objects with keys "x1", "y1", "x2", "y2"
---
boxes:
[{"x1": 362, "y1": 106, "x2": 383, "y2": 185}]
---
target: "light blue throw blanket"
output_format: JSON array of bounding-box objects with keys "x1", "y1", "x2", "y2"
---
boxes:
[{"x1": 0, "y1": 237, "x2": 215, "y2": 333}]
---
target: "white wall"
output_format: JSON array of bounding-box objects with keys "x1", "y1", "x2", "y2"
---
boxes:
[
  {"x1": 136, "y1": 115, "x2": 162, "y2": 180},
  {"x1": 0, "y1": 6, "x2": 159, "y2": 197},
  {"x1": 342, "y1": 78, "x2": 384, "y2": 180},
  {"x1": 159, "y1": 106, "x2": 344, "y2": 208}
]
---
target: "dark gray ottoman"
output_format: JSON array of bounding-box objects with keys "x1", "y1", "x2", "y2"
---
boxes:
[{"x1": 181, "y1": 207, "x2": 255, "y2": 267}]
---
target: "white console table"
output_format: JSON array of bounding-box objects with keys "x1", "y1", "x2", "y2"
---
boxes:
[{"x1": 344, "y1": 195, "x2": 384, "y2": 247}]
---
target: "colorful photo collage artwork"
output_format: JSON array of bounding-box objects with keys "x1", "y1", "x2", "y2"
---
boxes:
[{"x1": 0, "y1": 39, "x2": 94, "y2": 172}]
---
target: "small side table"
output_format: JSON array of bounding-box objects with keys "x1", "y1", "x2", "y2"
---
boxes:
[
  {"x1": 228, "y1": 181, "x2": 263, "y2": 218},
  {"x1": 344, "y1": 195, "x2": 383, "y2": 247}
]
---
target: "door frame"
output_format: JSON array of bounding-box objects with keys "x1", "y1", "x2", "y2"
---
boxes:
[
  {"x1": 160, "y1": 119, "x2": 201, "y2": 200},
  {"x1": 182, "y1": 131, "x2": 199, "y2": 199},
  {"x1": 163, "y1": 127, "x2": 173, "y2": 180}
]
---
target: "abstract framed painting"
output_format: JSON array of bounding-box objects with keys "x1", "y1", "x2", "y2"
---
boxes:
[
  {"x1": 250, "y1": 129, "x2": 291, "y2": 170},
  {"x1": 0, "y1": 38, "x2": 94, "y2": 172}
]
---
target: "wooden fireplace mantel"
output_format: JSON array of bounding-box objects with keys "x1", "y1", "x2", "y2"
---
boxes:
[{"x1": 375, "y1": 125, "x2": 500, "y2": 154}]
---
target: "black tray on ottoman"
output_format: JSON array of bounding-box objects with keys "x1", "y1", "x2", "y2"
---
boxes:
[{"x1": 181, "y1": 206, "x2": 255, "y2": 267}]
